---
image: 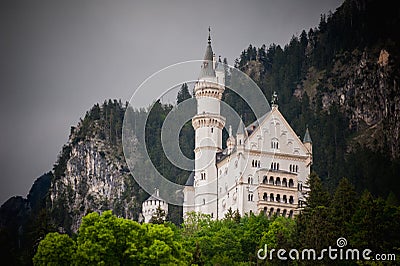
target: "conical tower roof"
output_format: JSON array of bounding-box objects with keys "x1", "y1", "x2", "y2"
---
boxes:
[
  {"x1": 199, "y1": 27, "x2": 215, "y2": 78},
  {"x1": 303, "y1": 127, "x2": 312, "y2": 143}
]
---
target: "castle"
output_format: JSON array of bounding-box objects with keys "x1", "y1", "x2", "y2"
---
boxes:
[{"x1": 182, "y1": 31, "x2": 312, "y2": 219}]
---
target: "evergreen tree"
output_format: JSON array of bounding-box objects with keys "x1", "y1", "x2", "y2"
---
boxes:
[
  {"x1": 330, "y1": 177, "x2": 358, "y2": 239},
  {"x1": 176, "y1": 83, "x2": 191, "y2": 104}
]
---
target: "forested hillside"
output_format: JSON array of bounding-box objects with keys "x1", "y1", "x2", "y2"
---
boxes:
[{"x1": 228, "y1": 0, "x2": 400, "y2": 196}]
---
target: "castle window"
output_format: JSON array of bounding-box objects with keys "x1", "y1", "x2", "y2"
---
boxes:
[
  {"x1": 270, "y1": 193, "x2": 274, "y2": 201},
  {"x1": 283, "y1": 195, "x2": 287, "y2": 203},
  {"x1": 200, "y1": 173, "x2": 206, "y2": 180},
  {"x1": 296, "y1": 165, "x2": 298, "y2": 172},
  {"x1": 264, "y1": 207, "x2": 267, "y2": 215},
  {"x1": 263, "y1": 176, "x2": 268, "y2": 184},
  {"x1": 282, "y1": 209, "x2": 287, "y2": 217},
  {"x1": 271, "y1": 140, "x2": 279, "y2": 150},
  {"x1": 203, "y1": 199, "x2": 206, "y2": 205},
  {"x1": 282, "y1": 178, "x2": 287, "y2": 187},
  {"x1": 276, "y1": 208, "x2": 281, "y2": 216},
  {"x1": 269, "y1": 176, "x2": 274, "y2": 185},
  {"x1": 275, "y1": 177, "x2": 281, "y2": 186},
  {"x1": 277, "y1": 163, "x2": 280, "y2": 170},
  {"x1": 248, "y1": 194, "x2": 254, "y2": 201},
  {"x1": 276, "y1": 194, "x2": 281, "y2": 202},
  {"x1": 269, "y1": 208, "x2": 274, "y2": 217},
  {"x1": 289, "y1": 196, "x2": 294, "y2": 204},
  {"x1": 289, "y1": 179, "x2": 294, "y2": 188},
  {"x1": 263, "y1": 193, "x2": 268, "y2": 201},
  {"x1": 289, "y1": 210, "x2": 293, "y2": 218},
  {"x1": 211, "y1": 127, "x2": 214, "y2": 133}
]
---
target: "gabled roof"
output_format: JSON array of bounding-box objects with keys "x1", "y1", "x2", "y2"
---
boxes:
[{"x1": 244, "y1": 106, "x2": 310, "y2": 155}]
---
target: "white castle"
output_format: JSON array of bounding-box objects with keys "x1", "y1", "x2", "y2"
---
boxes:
[{"x1": 183, "y1": 31, "x2": 312, "y2": 219}]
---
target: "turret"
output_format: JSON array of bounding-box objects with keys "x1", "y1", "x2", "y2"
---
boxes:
[
  {"x1": 236, "y1": 119, "x2": 245, "y2": 148},
  {"x1": 303, "y1": 126, "x2": 313, "y2": 165},
  {"x1": 191, "y1": 28, "x2": 226, "y2": 218},
  {"x1": 226, "y1": 125, "x2": 236, "y2": 155}
]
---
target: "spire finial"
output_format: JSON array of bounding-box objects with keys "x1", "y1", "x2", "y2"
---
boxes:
[
  {"x1": 208, "y1": 26, "x2": 211, "y2": 44},
  {"x1": 271, "y1": 91, "x2": 278, "y2": 107}
]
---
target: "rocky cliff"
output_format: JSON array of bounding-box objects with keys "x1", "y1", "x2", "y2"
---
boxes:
[
  {"x1": 299, "y1": 48, "x2": 400, "y2": 158},
  {"x1": 49, "y1": 101, "x2": 144, "y2": 233}
]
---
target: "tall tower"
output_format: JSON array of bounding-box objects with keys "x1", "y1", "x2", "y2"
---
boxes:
[{"x1": 191, "y1": 28, "x2": 225, "y2": 217}]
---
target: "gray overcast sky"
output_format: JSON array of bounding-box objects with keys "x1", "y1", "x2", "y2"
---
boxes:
[{"x1": 0, "y1": 0, "x2": 343, "y2": 204}]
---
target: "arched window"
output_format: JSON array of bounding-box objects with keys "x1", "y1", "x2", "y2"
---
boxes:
[
  {"x1": 248, "y1": 194, "x2": 253, "y2": 201},
  {"x1": 290, "y1": 165, "x2": 292, "y2": 172},
  {"x1": 263, "y1": 193, "x2": 268, "y2": 201},
  {"x1": 269, "y1": 208, "x2": 274, "y2": 217},
  {"x1": 276, "y1": 208, "x2": 281, "y2": 216},
  {"x1": 277, "y1": 163, "x2": 280, "y2": 170},
  {"x1": 263, "y1": 176, "x2": 268, "y2": 184},
  {"x1": 289, "y1": 196, "x2": 294, "y2": 204},
  {"x1": 283, "y1": 195, "x2": 287, "y2": 203},
  {"x1": 211, "y1": 127, "x2": 214, "y2": 133},
  {"x1": 270, "y1": 193, "x2": 274, "y2": 201},
  {"x1": 270, "y1": 162, "x2": 273, "y2": 170},
  {"x1": 269, "y1": 176, "x2": 274, "y2": 185},
  {"x1": 258, "y1": 160, "x2": 260, "y2": 168},
  {"x1": 276, "y1": 177, "x2": 281, "y2": 186},
  {"x1": 289, "y1": 179, "x2": 294, "y2": 188},
  {"x1": 282, "y1": 209, "x2": 287, "y2": 217},
  {"x1": 282, "y1": 178, "x2": 287, "y2": 187},
  {"x1": 203, "y1": 199, "x2": 206, "y2": 205},
  {"x1": 296, "y1": 165, "x2": 298, "y2": 172},
  {"x1": 264, "y1": 207, "x2": 268, "y2": 215},
  {"x1": 289, "y1": 210, "x2": 293, "y2": 218},
  {"x1": 276, "y1": 194, "x2": 281, "y2": 202}
]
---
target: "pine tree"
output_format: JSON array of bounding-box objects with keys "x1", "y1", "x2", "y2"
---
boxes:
[
  {"x1": 330, "y1": 177, "x2": 358, "y2": 239},
  {"x1": 177, "y1": 83, "x2": 191, "y2": 104}
]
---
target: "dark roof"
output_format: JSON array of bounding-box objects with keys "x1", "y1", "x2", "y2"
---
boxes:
[
  {"x1": 199, "y1": 33, "x2": 215, "y2": 78},
  {"x1": 303, "y1": 127, "x2": 312, "y2": 143},
  {"x1": 185, "y1": 172, "x2": 195, "y2": 186},
  {"x1": 215, "y1": 56, "x2": 224, "y2": 71},
  {"x1": 236, "y1": 119, "x2": 245, "y2": 135}
]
